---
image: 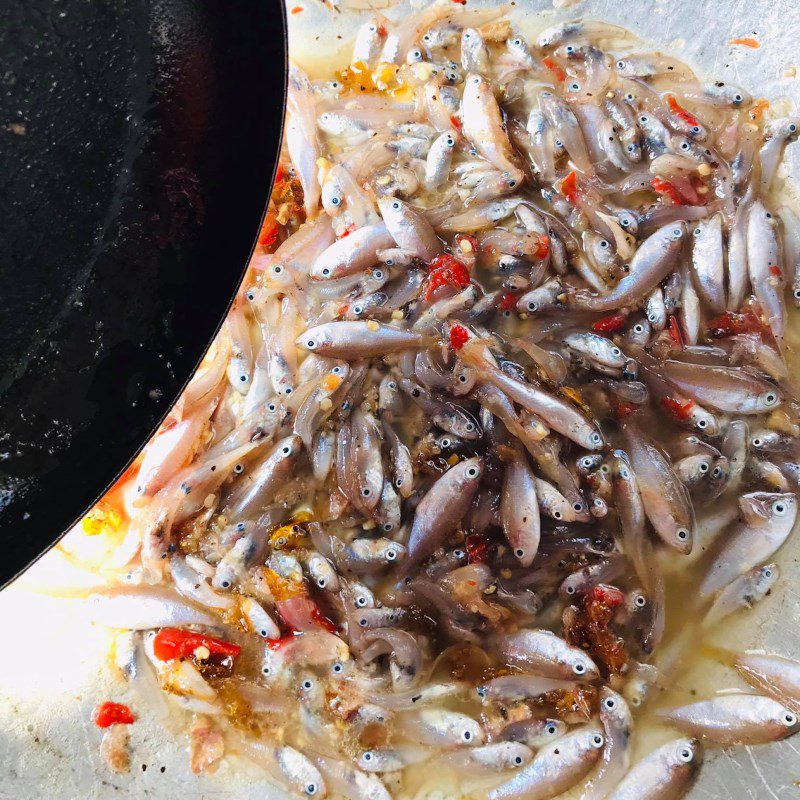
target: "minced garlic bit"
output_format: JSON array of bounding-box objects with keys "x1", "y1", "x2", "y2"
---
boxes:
[
  {"x1": 697, "y1": 163, "x2": 713, "y2": 176},
  {"x1": 319, "y1": 398, "x2": 333, "y2": 411},
  {"x1": 194, "y1": 645, "x2": 211, "y2": 661},
  {"x1": 366, "y1": 320, "x2": 380, "y2": 331},
  {"x1": 391, "y1": 310, "x2": 404, "y2": 320}
]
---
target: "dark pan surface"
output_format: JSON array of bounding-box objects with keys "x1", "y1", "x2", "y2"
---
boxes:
[{"x1": 0, "y1": 0, "x2": 286, "y2": 585}]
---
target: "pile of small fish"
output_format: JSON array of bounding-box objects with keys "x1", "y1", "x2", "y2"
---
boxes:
[{"x1": 83, "y1": 5, "x2": 800, "y2": 798}]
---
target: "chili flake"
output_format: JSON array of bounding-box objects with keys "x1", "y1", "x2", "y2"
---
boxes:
[{"x1": 93, "y1": 702, "x2": 136, "y2": 728}]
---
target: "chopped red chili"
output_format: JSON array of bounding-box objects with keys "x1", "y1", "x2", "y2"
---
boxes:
[
  {"x1": 706, "y1": 309, "x2": 764, "y2": 338},
  {"x1": 498, "y1": 292, "x2": 518, "y2": 311},
  {"x1": 612, "y1": 400, "x2": 638, "y2": 419},
  {"x1": 769, "y1": 264, "x2": 783, "y2": 277},
  {"x1": 666, "y1": 95, "x2": 701, "y2": 129},
  {"x1": 310, "y1": 606, "x2": 338, "y2": 633},
  {"x1": 465, "y1": 533, "x2": 490, "y2": 563},
  {"x1": 450, "y1": 114, "x2": 462, "y2": 130},
  {"x1": 533, "y1": 233, "x2": 551, "y2": 259},
  {"x1": 668, "y1": 315, "x2": 684, "y2": 346},
  {"x1": 542, "y1": 57, "x2": 566, "y2": 82},
  {"x1": 449, "y1": 324, "x2": 470, "y2": 350},
  {"x1": 426, "y1": 254, "x2": 471, "y2": 300},
  {"x1": 93, "y1": 702, "x2": 135, "y2": 728},
  {"x1": 266, "y1": 634, "x2": 297, "y2": 651},
  {"x1": 153, "y1": 628, "x2": 241, "y2": 662},
  {"x1": 651, "y1": 177, "x2": 687, "y2": 206},
  {"x1": 592, "y1": 312, "x2": 628, "y2": 333},
  {"x1": 660, "y1": 396, "x2": 696, "y2": 421},
  {"x1": 561, "y1": 170, "x2": 579, "y2": 204}
]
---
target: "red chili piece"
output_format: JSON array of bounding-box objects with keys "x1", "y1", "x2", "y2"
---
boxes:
[
  {"x1": 591, "y1": 584, "x2": 624, "y2": 608},
  {"x1": 660, "y1": 396, "x2": 696, "y2": 421},
  {"x1": 152, "y1": 628, "x2": 241, "y2": 662},
  {"x1": 498, "y1": 292, "x2": 518, "y2": 312},
  {"x1": 666, "y1": 95, "x2": 701, "y2": 129},
  {"x1": 93, "y1": 702, "x2": 135, "y2": 728},
  {"x1": 706, "y1": 310, "x2": 764, "y2": 338},
  {"x1": 668, "y1": 315, "x2": 684, "y2": 346},
  {"x1": 542, "y1": 57, "x2": 566, "y2": 82},
  {"x1": 449, "y1": 324, "x2": 470, "y2": 350},
  {"x1": 561, "y1": 170, "x2": 579, "y2": 204},
  {"x1": 465, "y1": 534, "x2": 490, "y2": 564},
  {"x1": 650, "y1": 177, "x2": 687, "y2": 206},
  {"x1": 426, "y1": 254, "x2": 471, "y2": 300},
  {"x1": 592, "y1": 313, "x2": 628, "y2": 333}
]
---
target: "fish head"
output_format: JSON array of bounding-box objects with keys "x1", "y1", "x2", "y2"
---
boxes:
[
  {"x1": 765, "y1": 117, "x2": 800, "y2": 141},
  {"x1": 570, "y1": 650, "x2": 601, "y2": 681},
  {"x1": 746, "y1": 492, "x2": 797, "y2": 526},
  {"x1": 668, "y1": 737, "x2": 703, "y2": 769},
  {"x1": 754, "y1": 385, "x2": 782, "y2": 413},
  {"x1": 454, "y1": 456, "x2": 484, "y2": 490},
  {"x1": 297, "y1": 325, "x2": 332, "y2": 353}
]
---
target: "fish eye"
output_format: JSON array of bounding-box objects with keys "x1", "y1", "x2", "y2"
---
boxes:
[
  {"x1": 305, "y1": 784, "x2": 318, "y2": 796},
  {"x1": 565, "y1": 45, "x2": 575, "y2": 53},
  {"x1": 619, "y1": 466, "x2": 630, "y2": 479},
  {"x1": 565, "y1": 584, "x2": 576, "y2": 595},
  {"x1": 763, "y1": 568, "x2": 774, "y2": 578},
  {"x1": 611, "y1": 346, "x2": 621, "y2": 356},
  {"x1": 569, "y1": 82, "x2": 580, "y2": 91},
  {"x1": 634, "y1": 593, "x2": 647, "y2": 608},
  {"x1": 361, "y1": 488, "x2": 372, "y2": 497},
  {"x1": 677, "y1": 746, "x2": 693, "y2": 763},
  {"x1": 639, "y1": 115, "x2": 649, "y2": 123},
  {"x1": 672, "y1": 227, "x2": 682, "y2": 237},
  {"x1": 508, "y1": 178, "x2": 517, "y2": 187},
  {"x1": 620, "y1": 217, "x2": 630, "y2": 227},
  {"x1": 527, "y1": 299, "x2": 539, "y2": 311},
  {"x1": 262, "y1": 665, "x2": 272, "y2": 676},
  {"x1": 306, "y1": 339, "x2": 317, "y2": 349},
  {"x1": 573, "y1": 502, "x2": 584, "y2": 512},
  {"x1": 221, "y1": 579, "x2": 231, "y2": 589},
  {"x1": 411, "y1": 49, "x2": 422, "y2": 58},
  {"x1": 362, "y1": 750, "x2": 373, "y2": 761},
  {"x1": 276, "y1": 537, "x2": 287, "y2": 547},
  {"x1": 440, "y1": 437, "x2": 452, "y2": 448},
  {"x1": 470, "y1": 76, "x2": 481, "y2": 85},
  {"x1": 514, "y1": 755, "x2": 524, "y2": 764},
  {"x1": 513, "y1": 37, "x2": 523, "y2": 46},
  {"x1": 301, "y1": 679, "x2": 314, "y2": 691},
  {"x1": 616, "y1": 59, "x2": 626, "y2": 69},
  {"x1": 553, "y1": 511, "x2": 562, "y2": 520},
  {"x1": 515, "y1": 548, "x2": 525, "y2": 558},
  {"x1": 234, "y1": 463, "x2": 244, "y2": 474},
  {"x1": 332, "y1": 366, "x2": 343, "y2": 375},
  {"x1": 591, "y1": 432, "x2": 602, "y2": 445},
  {"x1": 331, "y1": 81, "x2": 341, "y2": 89},
  {"x1": 633, "y1": 324, "x2": 644, "y2": 334},
  {"x1": 734, "y1": 93, "x2": 743, "y2": 103},
  {"x1": 603, "y1": 697, "x2": 617, "y2": 710},
  {"x1": 790, "y1": 123, "x2": 798, "y2": 133},
  {"x1": 281, "y1": 445, "x2": 292, "y2": 456},
  {"x1": 699, "y1": 461, "x2": 709, "y2": 473},
  {"x1": 466, "y1": 466, "x2": 479, "y2": 478},
  {"x1": 773, "y1": 501, "x2": 788, "y2": 516},
  {"x1": 423, "y1": 33, "x2": 431, "y2": 42},
  {"x1": 626, "y1": 93, "x2": 635, "y2": 101},
  {"x1": 246, "y1": 291, "x2": 255, "y2": 301},
  {"x1": 358, "y1": 617, "x2": 368, "y2": 627},
  {"x1": 321, "y1": 267, "x2": 331, "y2": 277},
  {"x1": 352, "y1": 305, "x2": 363, "y2": 315},
  {"x1": 391, "y1": 201, "x2": 400, "y2": 210},
  {"x1": 317, "y1": 577, "x2": 327, "y2": 588},
  {"x1": 386, "y1": 548, "x2": 398, "y2": 560},
  {"x1": 697, "y1": 418, "x2": 708, "y2": 429},
  {"x1": 591, "y1": 734, "x2": 605, "y2": 748},
  {"x1": 355, "y1": 596, "x2": 367, "y2": 607},
  {"x1": 573, "y1": 660, "x2": 587, "y2": 675},
  {"x1": 446, "y1": 136, "x2": 455, "y2": 146},
  {"x1": 546, "y1": 723, "x2": 558, "y2": 735},
  {"x1": 763, "y1": 391, "x2": 778, "y2": 406},
  {"x1": 600, "y1": 464, "x2": 610, "y2": 474},
  {"x1": 681, "y1": 141, "x2": 691, "y2": 151},
  {"x1": 283, "y1": 386, "x2": 293, "y2": 395},
  {"x1": 476, "y1": 685, "x2": 487, "y2": 699},
  {"x1": 783, "y1": 711, "x2": 798, "y2": 726},
  {"x1": 462, "y1": 730, "x2": 473, "y2": 742},
  {"x1": 694, "y1": 227, "x2": 702, "y2": 236},
  {"x1": 676, "y1": 528, "x2": 689, "y2": 541},
  {"x1": 268, "y1": 403, "x2": 277, "y2": 412},
  {"x1": 464, "y1": 31, "x2": 472, "y2": 38},
  {"x1": 599, "y1": 239, "x2": 609, "y2": 249}
]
